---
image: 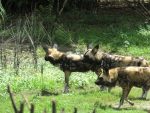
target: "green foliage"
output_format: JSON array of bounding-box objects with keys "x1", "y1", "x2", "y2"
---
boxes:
[
  {"x1": 54, "y1": 25, "x2": 73, "y2": 45},
  {"x1": 1, "y1": 9, "x2": 150, "y2": 48},
  {"x1": 0, "y1": 13, "x2": 52, "y2": 44}
]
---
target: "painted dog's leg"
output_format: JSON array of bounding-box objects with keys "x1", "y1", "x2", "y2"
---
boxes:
[
  {"x1": 64, "y1": 71, "x2": 71, "y2": 93},
  {"x1": 118, "y1": 85, "x2": 133, "y2": 109},
  {"x1": 140, "y1": 87, "x2": 149, "y2": 100},
  {"x1": 125, "y1": 86, "x2": 134, "y2": 106}
]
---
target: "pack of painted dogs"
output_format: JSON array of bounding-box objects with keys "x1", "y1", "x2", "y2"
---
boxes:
[{"x1": 43, "y1": 44, "x2": 150, "y2": 109}]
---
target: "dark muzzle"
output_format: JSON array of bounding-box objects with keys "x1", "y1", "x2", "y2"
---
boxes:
[
  {"x1": 45, "y1": 56, "x2": 50, "y2": 61},
  {"x1": 44, "y1": 56, "x2": 60, "y2": 65},
  {"x1": 95, "y1": 77, "x2": 116, "y2": 87},
  {"x1": 95, "y1": 77, "x2": 104, "y2": 85},
  {"x1": 84, "y1": 55, "x2": 94, "y2": 63}
]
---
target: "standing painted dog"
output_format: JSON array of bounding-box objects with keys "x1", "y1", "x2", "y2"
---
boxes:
[
  {"x1": 84, "y1": 45, "x2": 149, "y2": 98},
  {"x1": 95, "y1": 66, "x2": 150, "y2": 108},
  {"x1": 43, "y1": 45, "x2": 97, "y2": 93}
]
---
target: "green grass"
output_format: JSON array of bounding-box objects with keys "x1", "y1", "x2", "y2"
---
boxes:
[
  {"x1": 0, "y1": 86, "x2": 148, "y2": 113},
  {"x1": 0, "y1": 57, "x2": 149, "y2": 113},
  {"x1": 0, "y1": 9, "x2": 150, "y2": 112}
]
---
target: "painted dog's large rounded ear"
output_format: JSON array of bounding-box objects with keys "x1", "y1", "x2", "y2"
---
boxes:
[
  {"x1": 86, "y1": 43, "x2": 93, "y2": 49},
  {"x1": 53, "y1": 43, "x2": 58, "y2": 49},
  {"x1": 42, "y1": 45, "x2": 49, "y2": 53},
  {"x1": 92, "y1": 44, "x2": 99, "y2": 54}
]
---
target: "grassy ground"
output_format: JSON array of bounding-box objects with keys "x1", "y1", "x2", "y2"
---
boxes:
[
  {"x1": 0, "y1": 71, "x2": 149, "y2": 113},
  {"x1": 0, "y1": 9, "x2": 150, "y2": 113},
  {"x1": 0, "y1": 57, "x2": 149, "y2": 113},
  {"x1": 0, "y1": 88, "x2": 148, "y2": 113}
]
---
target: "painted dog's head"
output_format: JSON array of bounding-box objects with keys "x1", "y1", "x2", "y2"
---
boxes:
[
  {"x1": 43, "y1": 44, "x2": 64, "y2": 65},
  {"x1": 95, "y1": 68, "x2": 118, "y2": 87},
  {"x1": 84, "y1": 45, "x2": 104, "y2": 63}
]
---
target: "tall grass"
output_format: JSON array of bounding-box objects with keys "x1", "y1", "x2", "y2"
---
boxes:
[
  {"x1": 0, "y1": 0, "x2": 5, "y2": 22},
  {"x1": 1, "y1": 8, "x2": 150, "y2": 48}
]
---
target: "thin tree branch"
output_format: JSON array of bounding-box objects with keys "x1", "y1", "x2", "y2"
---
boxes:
[
  {"x1": 52, "y1": 100, "x2": 56, "y2": 113},
  {"x1": 30, "y1": 104, "x2": 34, "y2": 113},
  {"x1": 61, "y1": 108, "x2": 65, "y2": 113},
  {"x1": 92, "y1": 108, "x2": 96, "y2": 113},
  {"x1": 58, "y1": 0, "x2": 68, "y2": 16},
  {"x1": 7, "y1": 85, "x2": 18, "y2": 113},
  {"x1": 18, "y1": 102, "x2": 24, "y2": 113},
  {"x1": 21, "y1": 94, "x2": 30, "y2": 111},
  {"x1": 74, "y1": 107, "x2": 77, "y2": 113}
]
